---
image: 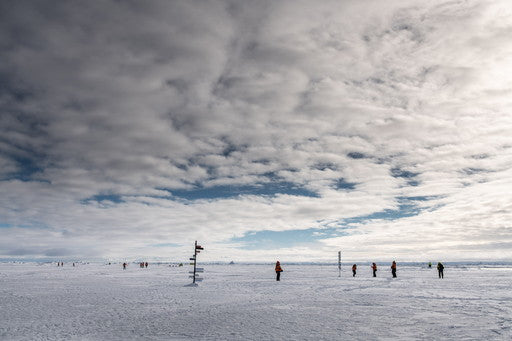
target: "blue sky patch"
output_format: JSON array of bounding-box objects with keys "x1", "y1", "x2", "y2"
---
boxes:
[
  {"x1": 390, "y1": 167, "x2": 418, "y2": 178},
  {"x1": 347, "y1": 152, "x2": 367, "y2": 159},
  {"x1": 231, "y1": 227, "x2": 348, "y2": 250},
  {"x1": 2, "y1": 155, "x2": 44, "y2": 182},
  {"x1": 399, "y1": 195, "x2": 439, "y2": 201},
  {"x1": 334, "y1": 178, "x2": 357, "y2": 190},
  {"x1": 391, "y1": 167, "x2": 421, "y2": 186},
  {"x1": 168, "y1": 182, "x2": 319, "y2": 200},
  {"x1": 231, "y1": 195, "x2": 436, "y2": 249},
  {"x1": 81, "y1": 194, "x2": 125, "y2": 204}
]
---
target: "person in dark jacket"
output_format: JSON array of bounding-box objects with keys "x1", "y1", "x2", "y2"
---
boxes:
[
  {"x1": 371, "y1": 263, "x2": 377, "y2": 277},
  {"x1": 437, "y1": 262, "x2": 444, "y2": 279},
  {"x1": 352, "y1": 264, "x2": 357, "y2": 277},
  {"x1": 391, "y1": 261, "x2": 397, "y2": 278},
  {"x1": 275, "y1": 261, "x2": 283, "y2": 281}
]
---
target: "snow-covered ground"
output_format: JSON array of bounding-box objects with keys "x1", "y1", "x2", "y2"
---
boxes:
[{"x1": 0, "y1": 262, "x2": 511, "y2": 340}]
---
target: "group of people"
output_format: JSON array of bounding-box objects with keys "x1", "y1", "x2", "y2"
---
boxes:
[
  {"x1": 428, "y1": 262, "x2": 445, "y2": 278},
  {"x1": 121, "y1": 262, "x2": 149, "y2": 269},
  {"x1": 351, "y1": 261, "x2": 397, "y2": 278},
  {"x1": 275, "y1": 260, "x2": 445, "y2": 281}
]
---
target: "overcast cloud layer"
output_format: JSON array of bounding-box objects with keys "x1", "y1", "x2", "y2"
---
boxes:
[{"x1": 1, "y1": 0, "x2": 511, "y2": 262}]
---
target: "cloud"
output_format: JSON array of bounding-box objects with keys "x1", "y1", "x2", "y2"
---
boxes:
[{"x1": 0, "y1": 0, "x2": 511, "y2": 261}]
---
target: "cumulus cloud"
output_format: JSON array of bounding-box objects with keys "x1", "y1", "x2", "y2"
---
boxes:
[{"x1": 0, "y1": 0, "x2": 511, "y2": 261}]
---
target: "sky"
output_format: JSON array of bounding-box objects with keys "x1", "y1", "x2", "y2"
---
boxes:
[{"x1": 1, "y1": 0, "x2": 512, "y2": 263}]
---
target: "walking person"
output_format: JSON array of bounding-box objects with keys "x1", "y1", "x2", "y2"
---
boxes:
[
  {"x1": 275, "y1": 261, "x2": 283, "y2": 281},
  {"x1": 352, "y1": 264, "x2": 357, "y2": 277},
  {"x1": 437, "y1": 262, "x2": 444, "y2": 279},
  {"x1": 391, "y1": 261, "x2": 397, "y2": 278},
  {"x1": 371, "y1": 263, "x2": 377, "y2": 277},
  {"x1": 123, "y1": 262, "x2": 127, "y2": 270}
]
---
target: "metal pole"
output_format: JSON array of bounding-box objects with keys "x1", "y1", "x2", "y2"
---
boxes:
[{"x1": 338, "y1": 251, "x2": 341, "y2": 277}]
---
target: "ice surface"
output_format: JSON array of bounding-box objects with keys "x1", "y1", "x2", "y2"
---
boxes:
[{"x1": 0, "y1": 263, "x2": 511, "y2": 340}]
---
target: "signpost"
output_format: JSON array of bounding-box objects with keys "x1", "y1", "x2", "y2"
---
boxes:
[{"x1": 186, "y1": 241, "x2": 205, "y2": 286}]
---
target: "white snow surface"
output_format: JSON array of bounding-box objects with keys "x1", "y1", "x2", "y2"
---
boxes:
[{"x1": 1, "y1": 263, "x2": 511, "y2": 340}]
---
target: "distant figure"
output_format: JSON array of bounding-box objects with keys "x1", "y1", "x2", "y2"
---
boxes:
[
  {"x1": 123, "y1": 262, "x2": 127, "y2": 270},
  {"x1": 428, "y1": 262, "x2": 432, "y2": 268},
  {"x1": 57, "y1": 262, "x2": 59, "y2": 267},
  {"x1": 371, "y1": 263, "x2": 377, "y2": 277},
  {"x1": 391, "y1": 261, "x2": 397, "y2": 278},
  {"x1": 275, "y1": 261, "x2": 283, "y2": 281},
  {"x1": 145, "y1": 262, "x2": 148, "y2": 268},
  {"x1": 437, "y1": 262, "x2": 444, "y2": 279},
  {"x1": 352, "y1": 264, "x2": 357, "y2": 277},
  {"x1": 72, "y1": 263, "x2": 75, "y2": 267}
]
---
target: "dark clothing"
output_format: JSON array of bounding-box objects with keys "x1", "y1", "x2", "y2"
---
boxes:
[
  {"x1": 352, "y1": 270, "x2": 356, "y2": 277},
  {"x1": 276, "y1": 271, "x2": 281, "y2": 281},
  {"x1": 391, "y1": 262, "x2": 397, "y2": 278},
  {"x1": 373, "y1": 269, "x2": 377, "y2": 277},
  {"x1": 437, "y1": 263, "x2": 444, "y2": 278}
]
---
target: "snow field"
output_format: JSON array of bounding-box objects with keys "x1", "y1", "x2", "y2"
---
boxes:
[{"x1": 0, "y1": 263, "x2": 511, "y2": 340}]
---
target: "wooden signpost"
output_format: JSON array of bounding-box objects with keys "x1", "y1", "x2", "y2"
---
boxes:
[{"x1": 186, "y1": 241, "x2": 204, "y2": 286}]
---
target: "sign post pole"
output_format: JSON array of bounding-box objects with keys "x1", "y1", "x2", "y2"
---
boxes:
[{"x1": 187, "y1": 241, "x2": 205, "y2": 286}]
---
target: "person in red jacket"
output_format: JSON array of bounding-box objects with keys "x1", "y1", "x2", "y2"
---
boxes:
[
  {"x1": 275, "y1": 261, "x2": 283, "y2": 281},
  {"x1": 371, "y1": 263, "x2": 377, "y2": 277},
  {"x1": 391, "y1": 261, "x2": 397, "y2": 278},
  {"x1": 352, "y1": 264, "x2": 357, "y2": 277}
]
